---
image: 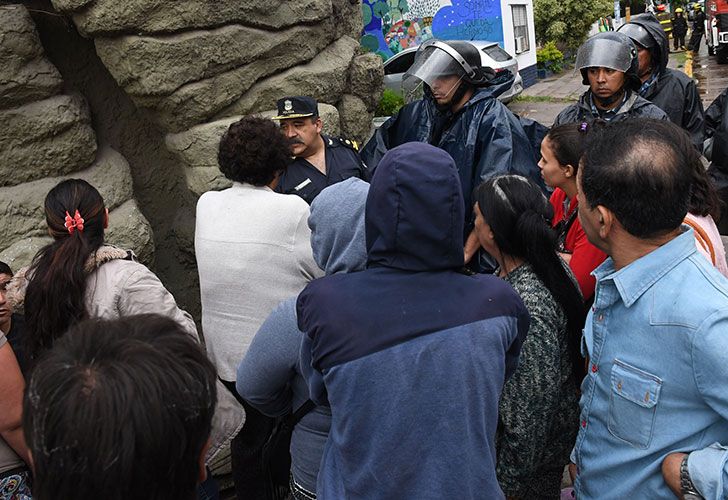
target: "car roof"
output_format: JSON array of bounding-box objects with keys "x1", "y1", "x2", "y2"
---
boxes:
[{"x1": 388, "y1": 40, "x2": 500, "y2": 57}]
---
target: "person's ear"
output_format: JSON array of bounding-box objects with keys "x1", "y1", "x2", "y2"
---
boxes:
[
  {"x1": 562, "y1": 164, "x2": 576, "y2": 179},
  {"x1": 596, "y1": 205, "x2": 613, "y2": 239},
  {"x1": 314, "y1": 117, "x2": 323, "y2": 134},
  {"x1": 103, "y1": 208, "x2": 109, "y2": 229},
  {"x1": 198, "y1": 438, "x2": 211, "y2": 483}
]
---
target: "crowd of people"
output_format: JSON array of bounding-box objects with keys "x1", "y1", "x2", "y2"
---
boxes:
[{"x1": 2, "y1": 11, "x2": 728, "y2": 500}]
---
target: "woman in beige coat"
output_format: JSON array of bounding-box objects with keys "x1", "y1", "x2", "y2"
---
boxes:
[{"x1": 8, "y1": 179, "x2": 244, "y2": 497}]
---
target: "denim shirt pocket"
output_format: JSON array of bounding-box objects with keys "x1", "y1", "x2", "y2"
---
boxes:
[{"x1": 608, "y1": 359, "x2": 662, "y2": 449}]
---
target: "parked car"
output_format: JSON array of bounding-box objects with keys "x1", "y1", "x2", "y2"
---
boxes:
[{"x1": 382, "y1": 40, "x2": 524, "y2": 104}]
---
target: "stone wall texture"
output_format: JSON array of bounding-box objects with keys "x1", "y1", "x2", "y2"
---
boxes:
[
  {"x1": 0, "y1": 4, "x2": 153, "y2": 270},
  {"x1": 1, "y1": 1, "x2": 382, "y2": 322}
]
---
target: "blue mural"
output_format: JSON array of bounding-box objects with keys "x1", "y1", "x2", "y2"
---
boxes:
[{"x1": 361, "y1": 0, "x2": 504, "y2": 60}]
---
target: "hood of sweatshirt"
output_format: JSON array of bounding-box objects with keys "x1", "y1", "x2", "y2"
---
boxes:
[
  {"x1": 365, "y1": 142, "x2": 464, "y2": 272},
  {"x1": 309, "y1": 177, "x2": 369, "y2": 275}
]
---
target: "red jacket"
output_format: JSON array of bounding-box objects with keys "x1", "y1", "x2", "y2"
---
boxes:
[{"x1": 550, "y1": 188, "x2": 607, "y2": 301}]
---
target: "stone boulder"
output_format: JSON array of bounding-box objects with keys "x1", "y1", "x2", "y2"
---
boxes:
[
  {"x1": 105, "y1": 199, "x2": 155, "y2": 265},
  {"x1": 0, "y1": 237, "x2": 51, "y2": 272},
  {"x1": 0, "y1": 94, "x2": 97, "y2": 186},
  {"x1": 214, "y1": 36, "x2": 359, "y2": 121},
  {"x1": 0, "y1": 147, "x2": 135, "y2": 249},
  {"x1": 94, "y1": 21, "x2": 335, "y2": 98},
  {"x1": 338, "y1": 94, "x2": 373, "y2": 145},
  {"x1": 332, "y1": 0, "x2": 364, "y2": 41},
  {"x1": 51, "y1": 0, "x2": 333, "y2": 36},
  {"x1": 348, "y1": 53, "x2": 385, "y2": 112},
  {"x1": 0, "y1": 4, "x2": 63, "y2": 109},
  {"x1": 167, "y1": 104, "x2": 341, "y2": 196},
  {"x1": 0, "y1": 199, "x2": 154, "y2": 272}
]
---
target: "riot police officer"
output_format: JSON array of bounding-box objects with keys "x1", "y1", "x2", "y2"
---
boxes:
[
  {"x1": 554, "y1": 31, "x2": 668, "y2": 126},
  {"x1": 618, "y1": 13, "x2": 705, "y2": 149},
  {"x1": 361, "y1": 40, "x2": 544, "y2": 270}
]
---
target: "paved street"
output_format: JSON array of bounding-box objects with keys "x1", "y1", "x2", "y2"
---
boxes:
[{"x1": 508, "y1": 34, "x2": 728, "y2": 125}]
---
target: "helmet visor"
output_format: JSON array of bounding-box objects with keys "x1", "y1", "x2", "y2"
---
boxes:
[
  {"x1": 403, "y1": 45, "x2": 467, "y2": 94},
  {"x1": 618, "y1": 23, "x2": 655, "y2": 48},
  {"x1": 576, "y1": 38, "x2": 634, "y2": 73}
]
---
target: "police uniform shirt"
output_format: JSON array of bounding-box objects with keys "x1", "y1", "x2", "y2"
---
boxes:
[{"x1": 276, "y1": 135, "x2": 367, "y2": 204}]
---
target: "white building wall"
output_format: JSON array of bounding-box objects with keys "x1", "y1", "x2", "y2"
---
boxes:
[{"x1": 500, "y1": 0, "x2": 538, "y2": 85}]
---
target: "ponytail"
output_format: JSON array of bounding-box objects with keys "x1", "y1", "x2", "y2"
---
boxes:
[
  {"x1": 25, "y1": 179, "x2": 106, "y2": 360},
  {"x1": 476, "y1": 175, "x2": 586, "y2": 380}
]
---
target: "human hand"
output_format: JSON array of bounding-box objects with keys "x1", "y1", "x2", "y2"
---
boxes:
[
  {"x1": 464, "y1": 230, "x2": 480, "y2": 264},
  {"x1": 661, "y1": 452, "x2": 687, "y2": 498}
]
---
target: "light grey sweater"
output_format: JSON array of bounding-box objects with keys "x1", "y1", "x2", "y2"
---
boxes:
[{"x1": 195, "y1": 183, "x2": 323, "y2": 380}]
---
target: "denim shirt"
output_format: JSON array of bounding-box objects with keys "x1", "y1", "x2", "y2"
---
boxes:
[{"x1": 572, "y1": 229, "x2": 728, "y2": 499}]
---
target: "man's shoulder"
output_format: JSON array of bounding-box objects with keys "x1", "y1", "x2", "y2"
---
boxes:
[
  {"x1": 661, "y1": 68, "x2": 693, "y2": 87},
  {"x1": 324, "y1": 135, "x2": 361, "y2": 153}
]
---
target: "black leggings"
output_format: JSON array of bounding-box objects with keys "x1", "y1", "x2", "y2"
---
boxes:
[{"x1": 222, "y1": 381, "x2": 276, "y2": 500}]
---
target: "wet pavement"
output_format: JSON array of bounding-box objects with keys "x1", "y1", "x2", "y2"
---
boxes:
[{"x1": 692, "y1": 41, "x2": 728, "y2": 108}]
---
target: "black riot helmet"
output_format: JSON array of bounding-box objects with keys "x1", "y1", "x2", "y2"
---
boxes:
[
  {"x1": 575, "y1": 31, "x2": 641, "y2": 91},
  {"x1": 403, "y1": 40, "x2": 496, "y2": 93},
  {"x1": 617, "y1": 13, "x2": 669, "y2": 74}
]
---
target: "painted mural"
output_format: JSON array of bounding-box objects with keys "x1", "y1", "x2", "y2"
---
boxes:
[{"x1": 361, "y1": 0, "x2": 504, "y2": 60}]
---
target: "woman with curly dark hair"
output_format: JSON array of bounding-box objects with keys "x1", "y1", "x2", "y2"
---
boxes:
[{"x1": 195, "y1": 115, "x2": 323, "y2": 499}]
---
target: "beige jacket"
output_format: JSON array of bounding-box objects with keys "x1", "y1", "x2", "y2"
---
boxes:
[{"x1": 8, "y1": 246, "x2": 245, "y2": 464}]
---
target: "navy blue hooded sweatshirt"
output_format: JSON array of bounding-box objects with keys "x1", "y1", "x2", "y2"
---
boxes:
[{"x1": 297, "y1": 142, "x2": 529, "y2": 499}]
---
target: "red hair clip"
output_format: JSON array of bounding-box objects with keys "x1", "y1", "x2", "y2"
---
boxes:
[{"x1": 64, "y1": 209, "x2": 85, "y2": 234}]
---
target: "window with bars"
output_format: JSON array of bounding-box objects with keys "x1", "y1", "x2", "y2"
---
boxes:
[{"x1": 512, "y1": 5, "x2": 530, "y2": 54}]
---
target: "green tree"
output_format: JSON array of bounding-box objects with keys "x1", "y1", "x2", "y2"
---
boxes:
[{"x1": 534, "y1": 0, "x2": 613, "y2": 49}]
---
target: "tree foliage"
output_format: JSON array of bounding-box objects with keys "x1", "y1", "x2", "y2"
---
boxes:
[{"x1": 534, "y1": 0, "x2": 613, "y2": 49}]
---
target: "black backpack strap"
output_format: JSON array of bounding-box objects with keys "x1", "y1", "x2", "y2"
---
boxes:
[{"x1": 289, "y1": 400, "x2": 316, "y2": 426}]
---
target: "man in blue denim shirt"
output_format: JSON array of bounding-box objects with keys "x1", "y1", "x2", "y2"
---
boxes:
[{"x1": 572, "y1": 118, "x2": 728, "y2": 499}]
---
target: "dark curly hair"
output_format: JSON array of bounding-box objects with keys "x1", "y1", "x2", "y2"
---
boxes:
[{"x1": 217, "y1": 116, "x2": 293, "y2": 186}]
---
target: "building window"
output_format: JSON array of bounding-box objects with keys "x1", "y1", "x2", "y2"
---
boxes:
[{"x1": 512, "y1": 5, "x2": 530, "y2": 54}]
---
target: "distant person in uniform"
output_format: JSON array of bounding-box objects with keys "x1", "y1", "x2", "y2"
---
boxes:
[
  {"x1": 672, "y1": 8, "x2": 688, "y2": 51},
  {"x1": 618, "y1": 13, "x2": 705, "y2": 149},
  {"x1": 688, "y1": 3, "x2": 706, "y2": 53},
  {"x1": 274, "y1": 96, "x2": 368, "y2": 204}
]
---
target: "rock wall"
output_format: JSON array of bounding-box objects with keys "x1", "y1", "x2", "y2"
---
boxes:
[
  {"x1": 0, "y1": 3, "x2": 153, "y2": 270},
  {"x1": 1, "y1": 0, "x2": 383, "y2": 318}
]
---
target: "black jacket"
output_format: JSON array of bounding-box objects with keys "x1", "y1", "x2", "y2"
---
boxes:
[
  {"x1": 673, "y1": 15, "x2": 688, "y2": 36},
  {"x1": 629, "y1": 14, "x2": 705, "y2": 148},
  {"x1": 553, "y1": 90, "x2": 668, "y2": 126},
  {"x1": 693, "y1": 11, "x2": 706, "y2": 33},
  {"x1": 362, "y1": 72, "x2": 543, "y2": 231},
  {"x1": 705, "y1": 88, "x2": 728, "y2": 190}
]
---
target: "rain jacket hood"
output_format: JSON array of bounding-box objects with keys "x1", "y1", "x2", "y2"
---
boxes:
[
  {"x1": 308, "y1": 177, "x2": 369, "y2": 275},
  {"x1": 366, "y1": 142, "x2": 464, "y2": 272},
  {"x1": 623, "y1": 14, "x2": 705, "y2": 149},
  {"x1": 628, "y1": 14, "x2": 669, "y2": 74}
]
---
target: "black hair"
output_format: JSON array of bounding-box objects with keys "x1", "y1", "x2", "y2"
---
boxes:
[
  {"x1": 24, "y1": 314, "x2": 217, "y2": 500},
  {"x1": 218, "y1": 115, "x2": 293, "y2": 186},
  {"x1": 475, "y1": 175, "x2": 586, "y2": 380},
  {"x1": 683, "y1": 136, "x2": 722, "y2": 220},
  {"x1": 25, "y1": 179, "x2": 106, "y2": 360},
  {"x1": 546, "y1": 122, "x2": 590, "y2": 171},
  {"x1": 0, "y1": 261, "x2": 12, "y2": 276},
  {"x1": 581, "y1": 119, "x2": 693, "y2": 238}
]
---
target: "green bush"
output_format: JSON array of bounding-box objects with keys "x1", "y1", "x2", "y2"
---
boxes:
[
  {"x1": 376, "y1": 89, "x2": 405, "y2": 117},
  {"x1": 537, "y1": 41, "x2": 565, "y2": 73}
]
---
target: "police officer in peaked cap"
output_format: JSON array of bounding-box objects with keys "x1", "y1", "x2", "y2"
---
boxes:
[{"x1": 273, "y1": 96, "x2": 368, "y2": 204}]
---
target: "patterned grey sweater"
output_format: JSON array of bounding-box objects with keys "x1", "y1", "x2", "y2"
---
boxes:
[{"x1": 496, "y1": 263, "x2": 580, "y2": 499}]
